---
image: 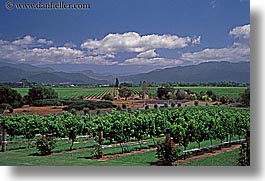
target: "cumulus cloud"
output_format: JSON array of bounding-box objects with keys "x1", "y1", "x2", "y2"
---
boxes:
[
  {"x1": 229, "y1": 24, "x2": 250, "y2": 39},
  {"x1": 137, "y1": 49, "x2": 158, "y2": 58},
  {"x1": 181, "y1": 24, "x2": 250, "y2": 64},
  {"x1": 0, "y1": 25, "x2": 249, "y2": 69},
  {"x1": 81, "y1": 32, "x2": 199, "y2": 55},
  {"x1": 120, "y1": 57, "x2": 183, "y2": 66},
  {"x1": 12, "y1": 35, "x2": 54, "y2": 47},
  {"x1": 0, "y1": 36, "x2": 117, "y2": 65}
]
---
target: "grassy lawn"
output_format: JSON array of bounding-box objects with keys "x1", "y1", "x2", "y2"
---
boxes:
[
  {"x1": 181, "y1": 148, "x2": 240, "y2": 166},
  {"x1": 0, "y1": 136, "x2": 242, "y2": 166}
]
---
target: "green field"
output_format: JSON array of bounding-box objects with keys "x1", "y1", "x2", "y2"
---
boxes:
[
  {"x1": 14, "y1": 87, "x2": 112, "y2": 99},
  {"x1": 130, "y1": 86, "x2": 246, "y2": 98},
  {"x1": 14, "y1": 86, "x2": 246, "y2": 99}
]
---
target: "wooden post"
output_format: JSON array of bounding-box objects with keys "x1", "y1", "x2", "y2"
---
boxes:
[
  {"x1": 98, "y1": 126, "x2": 103, "y2": 158},
  {"x1": 1, "y1": 122, "x2": 7, "y2": 152},
  {"x1": 246, "y1": 131, "x2": 250, "y2": 165},
  {"x1": 165, "y1": 128, "x2": 171, "y2": 145}
]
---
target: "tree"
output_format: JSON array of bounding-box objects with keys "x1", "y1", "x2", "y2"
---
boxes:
[
  {"x1": 0, "y1": 86, "x2": 23, "y2": 108},
  {"x1": 239, "y1": 87, "x2": 250, "y2": 106},
  {"x1": 101, "y1": 93, "x2": 114, "y2": 101},
  {"x1": 118, "y1": 87, "x2": 132, "y2": 100},
  {"x1": 140, "y1": 81, "x2": 150, "y2": 99},
  {"x1": 27, "y1": 86, "x2": 58, "y2": 102},
  {"x1": 115, "y1": 78, "x2": 119, "y2": 88},
  {"x1": 175, "y1": 89, "x2": 186, "y2": 100},
  {"x1": 157, "y1": 87, "x2": 173, "y2": 100}
]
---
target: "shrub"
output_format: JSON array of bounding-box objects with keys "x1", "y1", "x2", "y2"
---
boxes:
[
  {"x1": 63, "y1": 100, "x2": 116, "y2": 111},
  {"x1": 145, "y1": 104, "x2": 149, "y2": 110},
  {"x1": 36, "y1": 136, "x2": 56, "y2": 155},
  {"x1": 175, "y1": 89, "x2": 186, "y2": 100},
  {"x1": 238, "y1": 142, "x2": 250, "y2": 166},
  {"x1": 83, "y1": 107, "x2": 90, "y2": 115},
  {"x1": 102, "y1": 93, "x2": 114, "y2": 101},
  {"x1": 122, "y1": 104, "x2": 127, "y2": 109},
  {"x1": 154, "y1": 104, "x2": 158, "y2": 109},
  {"x1": 164, "y1": 102, "x2": 168, "y2": 108},
  {"x1": 0, "y1": 103, "x2": 13, "y2": 114},
  {"x1": 239, "y1": 87, "x2": 250, "y2": 106},
  {"x1": 194, "y1": 100, "x2": 199, "y2": 106},
  {"x1": 27, "y1": 86, "x2": 58, "y2": 102},
  {"x1": 177, "y1": 102, "x2": 181, "y2": 107},
  {"x1": 116, "y1": 106, "x2": 122, "y2": 111},
  {"x1": 95, "y1": 109, "x2": 100, "y2": 115},
  {"x1": 69, "y1": 108, "x2": 77, "y2": 115},
  {"x1": 155, "y1": 141, "x2": 181, "y2": 165},
  {"x1": 171, "y1": 102, "x2": 175, "y2": 108},
  {"x1": 0, "y1": 86, "x2": 23, "y2": 108}
]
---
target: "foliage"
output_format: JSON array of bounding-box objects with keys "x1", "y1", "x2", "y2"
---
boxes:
[
  {"x1": 175, "y1": 89, "x2": 186, "y2": 100},
  {"x1": 194, "y1": 100, "x2": 199, "y2": 106},
  {"x1": 115, "y1": 78, "x2": 119, "y2": 88},
  {"x1": 118, "y1": 87, "x2": 132, "y2": 100},
  {"x1": 92, "y1": 143, "x2": 103, "y2": 159},
  {"x1": 83, "y1": 107, "x2": 90, "y2": 115},
  {"x1": 122, "y1": 104, "x2": 127, "y2": 109},
  {"x1": 171, "y1": 102, "x2": 175, "y2": 108},
  {"x1": 0, "y1": 103, "x2": 13, "y2": 113},
  {"x1": 154, "y1": 104, "x2": 158, "y2": 109},
  {"x1": 0, "y1": 86, "x2": 23, "y2": 108},
  {"x1": 238, "y1": 142, "x2": 250, "y2": 166},
  {"x1": 101, "y1": 93, "x2": 114, "y2": 101},
  {"x1": 157, "y1": 87, "x2": 174, "y2": 100},
  {"x1": 239, "y1": 87, "x2": 250, "y2": 106},
  {"x1": 63, "y1": 100, "x2": 116, "y2": 111},
  {"x1": 219, "y1": 96, "x2": 234, "y2": 104},
  {"x1": 156, "y1": 141, "x2": 181, "y2": 165},
  {"x1": 1, "y1": 106, "x2": 250, "y2": 157},
  {"x1": 27, "y1": 86, "x2": 58, "y2": 102},
  {"x1": 36, "y1": 135, "x2": 56, "y2": 155}
]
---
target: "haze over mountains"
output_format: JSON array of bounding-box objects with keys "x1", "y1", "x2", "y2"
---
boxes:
[{"x1": 0, "y1": 61, "x2": 250, "y2": 84}]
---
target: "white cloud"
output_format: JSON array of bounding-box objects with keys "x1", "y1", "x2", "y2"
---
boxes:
[
  {"x1": 137, "y1": 49, "x2": 158, "y2": 58},
  {"x1": 81, "y1": 32, "x2": 199, "y2": 55},
  {"x1": 12, "y1": 35, "x2": 54, "y2": 47},
  {"x1": 120, "y1": 57, "x2": 183, "y2": 67},
  {"x1": 229, "y1": 24, "x2": 250, "y2": 39},
  {"x1": 181, "y1": 24, "x2": 250, "y2": 64},
  {"x1": 12, "y1": 35, "x2": 35, "y2": 45},
  {"x1": 37, "y1": 38, "x2": 54, "y2": 45}
]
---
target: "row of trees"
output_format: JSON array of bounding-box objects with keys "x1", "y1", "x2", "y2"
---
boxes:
[{"x1": 0, "y1": 86, "x2": 58, "y2": 112}]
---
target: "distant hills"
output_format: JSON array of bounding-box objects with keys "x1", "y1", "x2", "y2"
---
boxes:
[
  {"x1": 0, "y1": 62, "x2": 108, "y2": 84},
  {"x1": 0, "y1": 61, "x2": 250, "y2": 84},
  {"x1": 120, "y1": 61, "x2": 250, "y2": 83}
]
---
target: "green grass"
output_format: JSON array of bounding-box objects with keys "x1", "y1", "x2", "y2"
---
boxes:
[
  {"x1": 175, "y1": 86, "x2": 246, "y2": 98},
  {"x1": 14, "y1": 87, "x2": 112, "y2": 99},
  {"x1": 130, "y1": 86, "x2": 246, "y2": 98},
  {"x1": 1, "y1": 135, "x2": 242, "y2": 166},
  {"x1": 181, "y1": 148, "x2": 240, "y2": 166},
  {"x1": 14, "y1": 86, "x2": 246, "y2": 100}
]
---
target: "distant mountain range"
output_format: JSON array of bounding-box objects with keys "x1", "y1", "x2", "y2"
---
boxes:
[
  {"x1": 0, "y1": 61, "x2": 250, "y2": 84},
  {"x1": 0, "y1": 62, "x2": 108, "y2": 84},
  {"x1": 120, "y1": 61, "x2": 250, "y2": 83}
]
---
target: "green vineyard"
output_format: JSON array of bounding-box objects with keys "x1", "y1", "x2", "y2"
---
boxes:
[{"x1": 0, "y1": 106, "x2": 250, "y2": 166}]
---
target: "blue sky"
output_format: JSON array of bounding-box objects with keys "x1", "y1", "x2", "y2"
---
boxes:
[{"x1": 0, "y1": 0, "x2": 250, "y2": 73}]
